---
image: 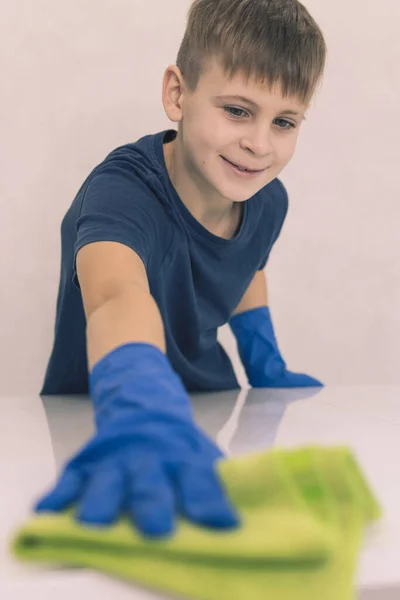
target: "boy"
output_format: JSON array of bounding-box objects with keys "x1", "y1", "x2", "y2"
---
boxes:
[{"x1": 36, "y1": 0, "x2": 327, "y2": 537}]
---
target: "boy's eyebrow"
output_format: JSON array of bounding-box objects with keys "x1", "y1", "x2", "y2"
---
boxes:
[{"x1": 213, "y1": 95, "x2": 306, "y2": 119}]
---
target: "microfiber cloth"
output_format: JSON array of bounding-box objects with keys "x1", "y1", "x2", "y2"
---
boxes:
[{"x1": 12, "y1": 446, "x2": 381, "y2": 600}]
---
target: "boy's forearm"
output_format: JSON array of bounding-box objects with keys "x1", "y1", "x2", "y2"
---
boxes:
[
  {"x1": 231, "y1": 270, "x2": 268, "y2": 317},
  {"x1": 86, "y1": 283, "x2": 166, "y2": 370}
]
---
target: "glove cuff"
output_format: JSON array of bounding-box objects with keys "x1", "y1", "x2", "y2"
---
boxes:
[
  {"x1": 90, "y1": 343, "x2": 193, "y2": 430},
  {"x1": 229, "y1": 306, "x2": 272, "y2": 332},
  {"x1": 229, "y1": 306, "x2": 286, "y2": 385}
]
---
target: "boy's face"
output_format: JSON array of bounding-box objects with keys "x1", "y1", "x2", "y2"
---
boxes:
[{"x1": 164, "y1": 58, "x2": 309, "y2": 204}]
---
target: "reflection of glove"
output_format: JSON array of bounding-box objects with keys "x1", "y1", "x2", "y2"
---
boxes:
[
  {"x1": 229, "y1": 307, "x2": 324, "y2": 389},
  {"x1": 35, "y1": 343, "x2": 240, "y2": 538}
]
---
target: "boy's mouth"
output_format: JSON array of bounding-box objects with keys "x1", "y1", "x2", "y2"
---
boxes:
[{"x1": 221, "y1": 156, "x2": 265, "y2": 173}]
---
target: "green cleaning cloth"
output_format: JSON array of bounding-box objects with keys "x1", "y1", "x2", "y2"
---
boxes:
[{"x1": 12, "y1": 446, "x2": 381, "y2": 600}]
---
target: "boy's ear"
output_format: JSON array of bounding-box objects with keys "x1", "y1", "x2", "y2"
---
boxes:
[{"x1": 162, "y1": 65, "x2": 185, "y2": 123}]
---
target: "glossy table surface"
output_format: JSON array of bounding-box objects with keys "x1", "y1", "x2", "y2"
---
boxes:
[{"x1": 1, "y1": 386, "x2": 400, "y2": 599}]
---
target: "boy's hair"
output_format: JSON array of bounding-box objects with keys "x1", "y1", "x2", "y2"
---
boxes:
[{"x1": 176, "y1": 0, "x2": 327, "y2": 106}]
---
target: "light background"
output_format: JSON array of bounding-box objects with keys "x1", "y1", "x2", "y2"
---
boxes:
[{"x1": 1, "y1": 0, "x2": 399, "y2": 393}]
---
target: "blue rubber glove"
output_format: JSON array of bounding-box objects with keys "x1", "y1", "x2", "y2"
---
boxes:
[
  {"x1": 35, "y1": 343, "x2": 240, "y2": 538},
  {"x1": 229, "y1": 306, "x2": 323, "y2": 389}
]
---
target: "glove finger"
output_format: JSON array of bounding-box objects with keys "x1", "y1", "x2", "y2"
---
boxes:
[
  {"x1": 76, "y1": 465, "x2": 125, "y2": 525},
  {"x1": 282, "y1": 372, "x2": 324, "y2": 388},
  {"x1": 127, "y1": 459, "x2": 175, "y2": 538},
  {"x1": 174, "y1": 463, "x2": 240, "y2": 529},
  {"x1": 34, "y1": 467, "x2": 84, "y2": 512}
]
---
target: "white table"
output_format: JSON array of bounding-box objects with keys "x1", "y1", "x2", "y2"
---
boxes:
[{"x1": 1, "y1": 386, "x2": 400, "y2": 599}]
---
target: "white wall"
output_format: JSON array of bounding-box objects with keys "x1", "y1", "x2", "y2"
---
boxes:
[{"x1": 1, "y1": 0, "x2": 399, "y2": 394}]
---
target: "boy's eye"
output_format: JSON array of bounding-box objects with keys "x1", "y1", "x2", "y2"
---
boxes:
[
  {"x1": 274, "y1": 118, "x2": 296, "y2": 130},
  {"x1": 224, "y1": 106, "x2": 249, "y2": 118},
  {"x1": 224, "y1": 107, "x2": 296, "y2": 130}
]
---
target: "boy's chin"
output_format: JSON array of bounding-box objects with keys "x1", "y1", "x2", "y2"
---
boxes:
[{"x1": 218, "y1": 184, "x2": 267, "y2": 203}]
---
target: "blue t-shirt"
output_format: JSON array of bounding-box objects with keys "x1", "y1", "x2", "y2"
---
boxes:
[{"x1": 41, "y1": 129, "x2": 288, "y2": 394}]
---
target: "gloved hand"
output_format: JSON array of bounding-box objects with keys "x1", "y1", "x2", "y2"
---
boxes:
[
  {"x1": 35, "y1": 343, "x2": 240, "y2": 538},
  {"x1": 229, "y1": 306, "x2": 323, "y2": 389}
]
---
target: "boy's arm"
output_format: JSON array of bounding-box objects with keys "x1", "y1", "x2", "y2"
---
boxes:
[
  {"x1": 231, "y1": 270, "x2": 268, "y2": 316},
  {"x1": 76, "y1": 240, "x2": 166, "y2": 369},
  {"x1": 35, "y1": 240, "x2": 239, "y2": 537},
  {"x1": 229, "y1": 270, "x2": 323, "y2": 388}
]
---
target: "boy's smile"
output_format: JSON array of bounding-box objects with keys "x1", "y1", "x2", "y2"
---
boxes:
[{"x1": 220, "y1": 155, "x2": 269, "y2": 177}]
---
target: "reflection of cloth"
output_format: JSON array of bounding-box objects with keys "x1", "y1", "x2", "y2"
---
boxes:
[
  {"x1": 40, "y1": 396, "x2": 95, "y2": 468},
  {"x1": 13, "y1": 446, "x2": 381, "y2": 600},
  {"x1": 190, "y1": 390, "x2": 243, "y2": 440},
  {"x1": 217, "y1": 387, "x2": 323, "y2": 456},
  {"x1": 40, "y1": 387, "x2": 322, "y2": 466},
  {"x1": 41, "y1": 391, "x2": 242, "y2": 468}
]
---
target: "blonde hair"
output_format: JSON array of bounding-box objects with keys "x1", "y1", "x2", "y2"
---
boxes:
[{"x1": 176, "y1": 0, "x2": 327, "y2": 106}]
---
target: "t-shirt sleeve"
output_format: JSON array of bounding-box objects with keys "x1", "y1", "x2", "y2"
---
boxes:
[
  {"x1": 257, "y1": 178, "x2": 289, "y2": 270},
  {"x1": 72, "y1": 161, "x2": 170, "y2": 288}
]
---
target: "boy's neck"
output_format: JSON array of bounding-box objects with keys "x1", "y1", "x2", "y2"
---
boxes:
[{"x1": 163, "y1": 136, "x2": 243, "y2": 240}]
